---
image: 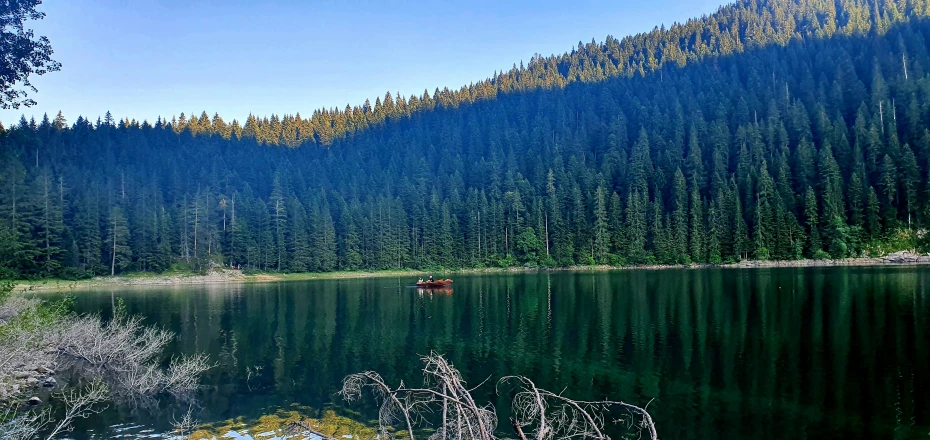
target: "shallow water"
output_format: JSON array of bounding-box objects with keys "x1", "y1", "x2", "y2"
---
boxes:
[{"x1": 54, "y1": 267, "x2": 930, "y2": 439}]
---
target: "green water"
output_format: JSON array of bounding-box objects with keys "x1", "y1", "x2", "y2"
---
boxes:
[{"x1": 61, "y1": 267, "x2": 930, "y2": 439}]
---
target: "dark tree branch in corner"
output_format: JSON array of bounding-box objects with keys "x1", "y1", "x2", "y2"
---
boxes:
[{"x1": 0, "y1": 0, "x2": 60, "y2": 109}]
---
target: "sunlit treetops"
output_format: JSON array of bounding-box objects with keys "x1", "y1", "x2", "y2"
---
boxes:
[{"x1": 43, "y1": 0, "x2": 927, "y2": 147}]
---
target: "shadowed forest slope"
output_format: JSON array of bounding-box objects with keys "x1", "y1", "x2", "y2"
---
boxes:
[{"x1": 3, "y1": 0, "x2": 930, "y2": 277}]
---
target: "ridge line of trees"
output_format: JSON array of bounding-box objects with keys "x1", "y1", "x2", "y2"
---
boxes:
[{"x1": 60, "y1": 0, "x2": 927, "y2": 148}]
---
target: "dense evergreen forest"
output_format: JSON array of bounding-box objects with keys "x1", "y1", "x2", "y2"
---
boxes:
[{"x1": 3, "y1": 0, "x2": 930, "y2": 278}]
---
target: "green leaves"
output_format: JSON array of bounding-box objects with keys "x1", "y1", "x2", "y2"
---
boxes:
[{"x1": 0, "y1": 0, "x2": 61, "y2": 109}]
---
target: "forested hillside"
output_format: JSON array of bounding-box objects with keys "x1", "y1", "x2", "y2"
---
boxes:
[{"x1": 2, "y1": 0, "x2": 930, "y2": 278}]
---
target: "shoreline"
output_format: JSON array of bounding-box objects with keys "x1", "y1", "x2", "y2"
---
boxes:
[
  {"x1": 12, "y1": 269, "x2": 430, "y2": 292},
  {"x1": 12, "y1": 251, "x2": 930, "y2": 292}
]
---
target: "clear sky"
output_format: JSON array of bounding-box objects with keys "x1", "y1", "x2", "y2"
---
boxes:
[{"x1": 1, "y1": 0, "x2": 726, "y2": 127}]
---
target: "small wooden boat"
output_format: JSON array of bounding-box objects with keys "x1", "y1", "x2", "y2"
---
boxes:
[{"x1": 416, "y1": 279, "x2": 453, "y2": 288}]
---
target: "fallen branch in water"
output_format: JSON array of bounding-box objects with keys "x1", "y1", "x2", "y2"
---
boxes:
[
  {"x1": 1, "y1": 291, "x2": 212, "y2": 437},
  {"x1": 52, "y1": 308, "x2": 213, "y2": 401},
  {"x1": 340, "y1": 352, "x2": 657, "y2": 440},
  {"x1": 502, "y1": 376, "x2": 658, "y2": 440},
  {"x1": 42, "y1": 380, "x2": 110, "y2": 440}
]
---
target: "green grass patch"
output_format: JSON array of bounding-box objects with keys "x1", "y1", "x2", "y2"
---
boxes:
[{"x1": 862, "y1": 229, "x2": 918, "y2": 257}]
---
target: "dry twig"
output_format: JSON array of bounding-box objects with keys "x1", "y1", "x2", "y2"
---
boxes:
[
  {"x1": 43, "y1": 380, "x2": 110, "y2": 440},
  {"x1": 341, "y1": 352, "x2": 657, "y2": 440},
  {"x1": 171, "y1": 405, "x2": 199, "y2": 439},
  {"x1": 501, "y1": 376, "x2": 657, "y2": 440}
]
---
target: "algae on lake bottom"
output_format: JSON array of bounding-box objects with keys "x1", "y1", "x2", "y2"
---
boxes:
[{"x1": 188, "y1": 408, "x2": 379, "y2": 440}]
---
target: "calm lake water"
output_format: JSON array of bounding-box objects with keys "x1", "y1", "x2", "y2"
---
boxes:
[{"x1": 57, "y1": 267, "x2": 930, "y2": 439}]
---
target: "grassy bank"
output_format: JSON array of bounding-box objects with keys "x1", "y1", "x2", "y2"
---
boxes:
[
  {"x1": 10, "y1": 249, "x2": 930, "y2": 293},
  {"x1": 11, "y1": 269, "x2": 433, "y2": 292}
]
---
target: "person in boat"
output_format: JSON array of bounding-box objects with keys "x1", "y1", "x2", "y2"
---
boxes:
[
  {"x1": 418, "y1": 278, "x2": 424, "y2": 284},
  {"x1": 428, "y1": 275, "x2": 434, "y2": 282}
]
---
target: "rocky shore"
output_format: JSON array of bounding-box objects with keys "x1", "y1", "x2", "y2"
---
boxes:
[
  {"x1": 552, "y1": 250, "x2": 930, "y2": 272},
  {"x1": 718, "y1": 250, "x2": 930, "y2": 268},
  {"x1": 0, "y1": 365, "x2": 57, "y2": 403}
]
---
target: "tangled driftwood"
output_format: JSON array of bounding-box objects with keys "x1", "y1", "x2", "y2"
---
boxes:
[{"x1": 341, "y1": 352, "x2": 657, "y2": 440}]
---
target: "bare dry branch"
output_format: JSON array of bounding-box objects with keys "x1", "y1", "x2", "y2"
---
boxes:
[
  {"x1": 54, "y1": 314, "x2": 173, "y2": 371},
  {"x1": 51, "y1": 314, "x2": 213, "y2": 399},
  {"x1": 171, "y1": 405, "x2": 199, "y2": 439},
  {"x1": 340, "y1": 370, "x2": 420, "y2": 439},
  {"x1": 0, "y1": 405, "x2": 47, "y2": 440},
  {"x1": 501, "y1": 376, "x2": 658, "y2": 440},
  {"x1": 1, "y1": 296, "x2": 211, "y2": 437},
  {"x1": 43, "y1": 380, "x2": 110, "y2": 440},
  {"x1": 342, "y1": 353, "x2": 658, "y2": 440}
]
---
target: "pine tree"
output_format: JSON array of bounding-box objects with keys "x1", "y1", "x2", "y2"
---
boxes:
[
  {"x1": 0, "y1": 159, "x2": 34, "y2": 275},
  {"x1": 901, "y1": 143, "x2": 920, "y2": 226},
  {"x1": 685, "y1": 125, "x2": 706, "y2": 191},
  {"x1": 593, "y1": 186, "x2": 610, "y2": 264},
  {"x1": 753, "y1": 162, "x2": 776, "y2": 260},
  {"x1": 819, "y1": 143, "x2": 847, "y2": 255},
  {"x1": 314, "y1": 201, "x2": 338, "y2": 272},
  {"x1": 848, "y1": 172, "x2": 865, "y2": 227},
  {"x1": 570, "y1": 185, "x2": 586, "y2": 263},
  {"x1": 35, "y1": 171, "x2": 63, "y2": 275},
  {"x1": 733, "y1": 186, "x2": 750, "y2": 261},
  {"x1": 879, "y1": 154, "x2": 898, "y2": 229},
  {"x1": 339, "y1": 205, "x2": 362, "y2": 270},
  {"x1": 546, "y1": 170, "x2": 571, "y2": 265},
  {"x1": 706, "y1": 204, "x2": 722, "y2": 264},
  {"x1": 630, "y1": 128, "x2": 652, "y2": 195},
  {"x1": 688, "y1": 180, "x2": 704, "y2": 263},
  {"x1": 155, "y1": 207, "x2": 172, "y2": 271},
  {"x1": 671, "y1": 168, "x2": 688, "y2": 262},
  {"x1": 287, "y1": 198, "x2": 311, "y2": 272},
  {"x1": 804, "y1": 186, "x2": 822, "y2": 257},
  {"x1": 269, "y1": 173, "x2": 287, "y2": 271},
  {"x1": 794, "y1": 138, "x2": 816, "y2": 193},
  {"x1": 73, "y1": 191, "x2": 102, "y2": 273},
  {"x1": 649, "y1": 190, "x2": 667, "y2": 263},
  {"x1": 108, "y1": 206, "x2": 131, "y2": 275},
  {"x1": 608, "y1": 192, "x2": 624, "y2": 259},
  {"x1": 625, "y1": 190, "x2": 647, "y2": 263},
  {"x1": 867, "y1": 186, "x2": 882, "y2": 238}
]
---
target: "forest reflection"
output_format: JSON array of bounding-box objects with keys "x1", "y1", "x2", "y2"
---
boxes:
[{"x1": 68, "y1": 267, "x2": 930, "y2": 439}]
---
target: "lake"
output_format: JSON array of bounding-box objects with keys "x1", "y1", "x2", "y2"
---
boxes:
[{"x1": 57, "y1": 267, "x2": 930, "y2": 439}]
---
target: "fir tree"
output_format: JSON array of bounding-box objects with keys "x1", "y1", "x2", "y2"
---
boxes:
[
  {"x1": 688, "y1": 179, "x2": 704, "y2": 263},
  {"x1": 593, "y1": 186, "x2": 610, "y2": 264},
  {"x1": 867, "y1": 186, "x2": 882, "y2": 238},
  {"x1": 804, "y1": 186, "x2": 822, "y2": 257},
  {"x1": 107, "y1": 206, "x2": 131, "y2": 275}
]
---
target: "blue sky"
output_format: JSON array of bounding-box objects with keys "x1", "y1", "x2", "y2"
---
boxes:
[{"x1": 1, "y1": 0, "x2": 726, "y2": 126}]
